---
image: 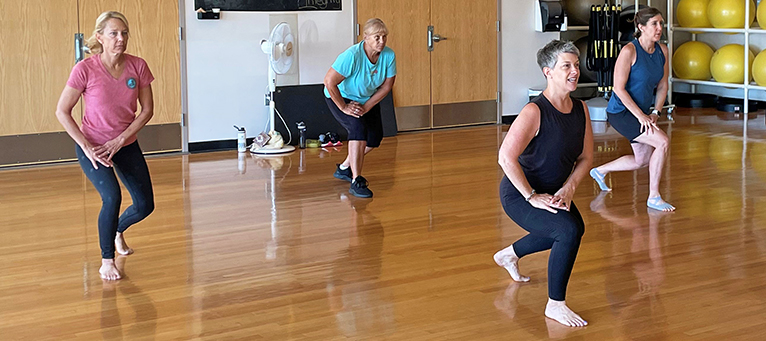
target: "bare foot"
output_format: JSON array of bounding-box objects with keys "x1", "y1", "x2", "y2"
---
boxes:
[
  {"x1": 493, "y1": 246, "x2": 530, "y2": 282},
  {"x1": 545, "y1": 316, "x2": 579, "y2": 339},
  {"x1": 115, "y1": 232, "x2": 133, "y2": 256},
  {"x1": 100, "y1": 259, "x2": 122, "y2": 281},
  {"x1": 545, "y1": 299, "x2": 587, "y2": 327}
]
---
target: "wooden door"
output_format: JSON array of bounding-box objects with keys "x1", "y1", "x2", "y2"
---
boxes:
[
  {"x1": 357, "y1": 0, "x2": 431, "y2": 130},
  {"x1": 79, "y1": 0, "x2": 182, "y2": 151},
  {"x1": 0, "y1": 0, "x2": 80, "y2": 136},
  {"x1": 430, "y1": 0, "x2": 498, "y2": 127},
  {"x1": 357, "y1": 0, "x2": 499, "y2": 131},
  {"x1": 0, "y1": 0, "x2": 83, "y2": 166}
]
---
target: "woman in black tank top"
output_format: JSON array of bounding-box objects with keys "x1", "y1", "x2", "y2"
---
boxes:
[{"x1": 492, "y1": 40, "x2": 594, "y2": 327}]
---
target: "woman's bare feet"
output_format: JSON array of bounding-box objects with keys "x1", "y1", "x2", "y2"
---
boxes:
[
  {"x1": 115, "y1": 232, "x2": 133, "y2": 256},
  {"x1": 493, "y1": 246, "x2": 530, "y2": 282},
  {"x1": 100, "y1": 259, "x2": 122, "y2": 281},
  {"x1": 545, "y1": 316, "x2": 579, "y2": 339},
  {"x1": 545, "y1": 299, "x2": 587, "y2": 327}
]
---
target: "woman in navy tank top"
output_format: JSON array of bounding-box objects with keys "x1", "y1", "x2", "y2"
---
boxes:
[
  {"x1": 589, "y1": 8, "x2": 675, "y2": 212},
  {"x1": 493, "y1": 40, "x2": 593, "y2": 327}
]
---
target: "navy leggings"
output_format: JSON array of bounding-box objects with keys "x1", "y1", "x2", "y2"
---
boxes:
[
  {"x1": 500, "y1": 177, "x2": 585, "y2": 301},
  {"x1": 76, "y1": 141, "x2": 154, "y2": 259}
]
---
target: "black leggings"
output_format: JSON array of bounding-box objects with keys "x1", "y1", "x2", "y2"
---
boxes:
[
  {"x1": 500, "y1": 177, "x2": 585, "y2": 301},
  {"x1": 76, "y1": 141, "x2": 154, "y2": 259},
  {"x1": 325, "y1": 97, "x2": 383, "y2": 148}
]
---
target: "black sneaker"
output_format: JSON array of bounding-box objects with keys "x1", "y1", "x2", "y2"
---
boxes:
[
  {"x1": 349, "y1": 176, "x2": 373, "y2": 198},
  {"x1": 333, "y1": 164, "x2": 352, "y2": 182}
]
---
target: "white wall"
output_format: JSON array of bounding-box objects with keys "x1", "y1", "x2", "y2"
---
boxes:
[
  {"x1": 184, "y1": 0, "x2": 354, "y2": 143},
  {"x1": 501, "y1": 0, "x2": 560, "y2": 116},
  {"x1": 184, "y1": 0, "x2": 569, "y2": 125}
]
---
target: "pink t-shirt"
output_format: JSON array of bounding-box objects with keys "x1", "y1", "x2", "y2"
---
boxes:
[{"x1": 66, "y1": 53, "x2": 154, "y2": 146}]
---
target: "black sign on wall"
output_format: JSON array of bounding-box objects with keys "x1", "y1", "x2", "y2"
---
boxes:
[{"x1": 194, "y1": 0, "x2": 342, "y2": 12}]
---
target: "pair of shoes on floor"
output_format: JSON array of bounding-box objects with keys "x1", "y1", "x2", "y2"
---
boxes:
[
  {"x1": 319, "y1": 132, "x2": 343, "y2": 148},
  {"x1": 333, "y1": 165, "x2": 372, "y2": 198}
]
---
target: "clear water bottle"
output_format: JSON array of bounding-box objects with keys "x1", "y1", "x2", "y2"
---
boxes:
[
  {"x1": 296, "y1": 121, "x2": 307, "y2": 149},
  {"x1": 234, "y1": 125, "x2": 246, "y2": 152}
]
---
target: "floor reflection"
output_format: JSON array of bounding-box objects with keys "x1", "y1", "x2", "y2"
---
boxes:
[
  {"x1": 327, "y1": 193, "x2": 395, "y2": 337},
  {"x1": 100, "y1": 256, "x2": 157, "y2": 340},
  {"x1": 592, "y1": 192, "x2": 670, "y2": 340}
]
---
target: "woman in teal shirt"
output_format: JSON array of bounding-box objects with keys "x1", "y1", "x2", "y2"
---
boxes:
[{"x1": 324, "y1": 18, "x2": 396, "y2": 198}]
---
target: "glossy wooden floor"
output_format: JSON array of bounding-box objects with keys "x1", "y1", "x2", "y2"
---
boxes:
[{"x1": 2, "y1": 109, "x2": 766, "y2": 340}]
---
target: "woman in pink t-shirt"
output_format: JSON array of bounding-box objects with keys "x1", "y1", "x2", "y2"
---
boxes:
[{"x1": 55, "y1": 11, "x2": 155, "y2": 281}]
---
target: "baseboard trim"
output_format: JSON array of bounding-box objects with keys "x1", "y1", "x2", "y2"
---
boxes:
[{"x1": 189, "y1": 138, "x2": 256, "y2": 153}]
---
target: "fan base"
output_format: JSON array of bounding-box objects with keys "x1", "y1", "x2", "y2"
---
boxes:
[{"x1": 250, "y1": 145, "x2": 296, "y2": 154}]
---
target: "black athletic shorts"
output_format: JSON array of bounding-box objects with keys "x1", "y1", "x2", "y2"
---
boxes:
[{"x1": 325, "y1": 97, "x2": 383, "y2": 148}]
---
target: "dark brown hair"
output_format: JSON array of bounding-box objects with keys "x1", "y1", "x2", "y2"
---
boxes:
[{"x1": 633, "y1": 7, "x2": 663, "y2": 38}]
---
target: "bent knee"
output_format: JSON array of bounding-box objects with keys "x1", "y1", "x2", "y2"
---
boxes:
[
  {"x1": 653, "y1": 134, "x2": 670, "y2": 150},
  {"x1": 137, "y1": 200, "x2": 154, "y2": 217},
  {"x1": 101, "y1": 193, "x2": 122, "y2": 208},
  {"x1": 554, "y1": 220, "x2": 585, "y2": 243}
]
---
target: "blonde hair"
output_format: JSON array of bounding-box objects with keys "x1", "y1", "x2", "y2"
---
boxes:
[
  {"x1": 85, "y1": 11, "x2": 129, "y2": 54},
  {"x1": 363, "y1": 18, "x2": 388, "y2": 37}
]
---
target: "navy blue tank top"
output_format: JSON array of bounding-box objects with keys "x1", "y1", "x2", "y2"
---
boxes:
[
  {"x1": 518, "y1": 95, "x2": 586, "y2": 193},
  {"x1": 607, "y1": 40, "x2": 665, "y2": 115}
]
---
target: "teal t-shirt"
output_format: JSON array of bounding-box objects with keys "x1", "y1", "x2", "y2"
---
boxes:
[{"x1": 324, "y1": 41, "x2": 396, "y2": 105}]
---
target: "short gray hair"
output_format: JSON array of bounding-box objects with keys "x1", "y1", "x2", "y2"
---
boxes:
[{"x1": 536, "y1": 40, "x2": 579, "y2": 71}]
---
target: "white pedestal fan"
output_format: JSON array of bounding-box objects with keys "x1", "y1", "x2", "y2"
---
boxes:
[{"x1": 251, "y1": 22, "x2": 296, "y2": 154}]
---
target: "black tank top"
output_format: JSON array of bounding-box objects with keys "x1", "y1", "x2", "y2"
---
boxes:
[{"x1": 517, "y1": 95, "x2": 586, "y2": 193}]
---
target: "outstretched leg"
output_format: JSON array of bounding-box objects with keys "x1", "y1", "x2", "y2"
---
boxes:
[{"x1": 591, "y1": 142, "x2": 654, "y2": 191}]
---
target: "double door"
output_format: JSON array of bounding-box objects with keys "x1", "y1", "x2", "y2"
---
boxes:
[
  {"x1": 0, "y1": 0, "x2": 181, "y2": 166},
  {"x1": 357, "y1": 0, "x2": 498, "y2": 130}
]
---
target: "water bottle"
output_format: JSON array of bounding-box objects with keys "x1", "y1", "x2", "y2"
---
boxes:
[
  {"x1": 234, "y1": 125, "x2": 246, "y2": 152},
  {"x1": 296, "y1": 121, "x2": 307, "y2": 149}
]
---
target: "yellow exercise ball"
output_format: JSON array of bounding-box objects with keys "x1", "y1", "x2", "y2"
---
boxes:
[
  {"x1": 753, "y1": 50, "x2": 766, "y2": 86},
  {"x1": 677, "y1": 0, "x2": 711, "y2": 28},
  {"x1": 673, "y1": 41, "x2": 715, "y2": 80},
  {"x1": 710, "y1": 44, "x2": 754, "y2": 83},
  {"x1": 759, "y1": 0, "x2": 766, "y2": 29},
  {"x1": 707, "y1": 0, "x2": 755, "y2": 29}
]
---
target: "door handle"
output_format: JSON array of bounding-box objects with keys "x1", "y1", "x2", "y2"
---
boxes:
[
  {"x1": 427, "y1": 26, "x2": 446, "y2": 51},
  {"x1": 75, "y1": 33, "x2": 84, "y2": 63}
]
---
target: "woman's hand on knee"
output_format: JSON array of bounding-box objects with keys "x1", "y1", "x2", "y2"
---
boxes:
[
  {"x1": 83, "y1": 145, "x2": 112, "y2": 169},
  {"x1": 528, "y1": 193, "x2": 560, "y2": 214},
  {"x1": 636, "y1": 113, "x2": 658, "y2": 134},
  {"x1": 552, "y1": 186, "x2": 574, "y2": 211},
  {"x1": 649, "y1": 112, "x2": 659, "y2": 124},
  {"x1": 343, "y1": 102, "x2": 364, "y2": 118},
  {"x1": 93, "y1": 137, "x2": 125, "y2": 163}
]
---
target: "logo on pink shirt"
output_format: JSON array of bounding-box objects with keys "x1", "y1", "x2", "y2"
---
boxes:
[{"x1": 127, "y1": 78, "x2": 137, "y2": 89}]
